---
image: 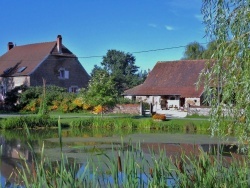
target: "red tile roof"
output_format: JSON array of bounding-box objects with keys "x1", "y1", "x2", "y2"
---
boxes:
[
  {"x1": 124, "y1": 60, "x2": 207, "y2": 98},
  {"x1": 0, "y1": 41, "x2": 75, "y2": 77}
]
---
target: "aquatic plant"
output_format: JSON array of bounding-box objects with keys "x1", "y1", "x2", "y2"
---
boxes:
[
  {"x1": 5, "y1": 118, "x2": 247, "y2": 187},
  {"x1": 10, "y1": 137, "x2": 249, "y2": 187}
]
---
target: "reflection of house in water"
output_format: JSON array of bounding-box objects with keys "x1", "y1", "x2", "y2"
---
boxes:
[
  {"x1": 140, "y1": 142, "x2": 245, "y2": 160},
  {"x1": 0, "y1": 136, "x2": 32, "y2": 183},
  {"x1": 0, "y1": 136, "x2": 32, "y2": 161}
]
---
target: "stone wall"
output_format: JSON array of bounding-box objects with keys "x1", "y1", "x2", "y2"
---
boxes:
[
  {"x1": 188, "y1": 106, "x2": 211, "y2": 116},
  {"x1": 30, "y1": 55, "x2": 90, "y2": 90},
  {"x1": 111, "y1": 104, "x2": 140, "y2": 114}
]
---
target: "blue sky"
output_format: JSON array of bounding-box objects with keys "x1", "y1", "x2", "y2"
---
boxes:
[{"x1": 0, "y1": 0, "x2": 206, "y2": 74}]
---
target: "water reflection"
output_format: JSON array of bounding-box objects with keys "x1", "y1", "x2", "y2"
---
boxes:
[
  {"x1": 76, "y1": 164, "x2": 176, "y2": 187},
  {"x1": 0, "y1": 128, "x2": 244, "y2": 186},
  {"x1": 0, "y1": 135, "x2": 33, "y2": 186}
]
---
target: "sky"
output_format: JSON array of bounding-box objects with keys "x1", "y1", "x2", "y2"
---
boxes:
[{"x1": 0, "y1": 0, "x2": 207, "y2": 74}]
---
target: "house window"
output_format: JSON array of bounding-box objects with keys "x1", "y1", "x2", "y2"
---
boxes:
[
  {"x1": 69, "y1": 86, "x2": 79, "y2": 93},
  {"x1": 58, "y1": 68, "x2": 69, "y2": 79},
  {"x1": 170, "y1": 96, "x2": 175, "y2": 100}
]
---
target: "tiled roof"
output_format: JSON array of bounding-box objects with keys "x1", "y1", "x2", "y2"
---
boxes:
[
  {"x1": 0, "y1": 41, "x2": 74, "y2": 77},
  {"x1": 124, "y1": 60, "x2": 207, "y2": 98}
]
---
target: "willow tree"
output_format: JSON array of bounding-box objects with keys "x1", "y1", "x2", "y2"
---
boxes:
[{"x1": 201, "y1": 1, "x2": 250, "y2": 150}]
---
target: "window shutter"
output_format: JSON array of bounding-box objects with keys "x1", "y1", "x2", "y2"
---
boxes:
[{"x1": 65, "y1": 71, "x2": 69, "y2": 79}]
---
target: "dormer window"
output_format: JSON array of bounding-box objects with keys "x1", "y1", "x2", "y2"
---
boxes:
[
  {"x1": 58, "y1": 68, "x2": 69, "y2": 79},
  {"x1": 3, "y1": 67, "x2": 13, "y2": 74},
  {"x1": 17, "y1": 66, "x2": 27, "y2": 73}
]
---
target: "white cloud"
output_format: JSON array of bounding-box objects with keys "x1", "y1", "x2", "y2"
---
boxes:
[
  {"x1": 165, "y1": 25, "x2": 174, "y2": 31},
  {"x1": 148, "y1": 23, "x2": 157, "y2": 28}
]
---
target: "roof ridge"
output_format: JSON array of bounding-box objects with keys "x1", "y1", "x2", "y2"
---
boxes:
[
  {"x1": 15, "y1": 41, "x2": 56, "y2": 47},
  {"x1": 157, "y1": 59, "x2": 208, "y2": 64}
]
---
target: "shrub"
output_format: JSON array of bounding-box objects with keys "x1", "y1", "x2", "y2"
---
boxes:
[
  {"x1": 93, "y1": 105, "x2": 106, "y2": 114},
  {"x1": 19, "y1": 85, "x2": 72, "y2": 113},
  {"x1": 22, "y1": 99, "x2": 40, "y2": 113},
  {"x1": 116, "y1": 97, "x2": 137, "y2": 104}
]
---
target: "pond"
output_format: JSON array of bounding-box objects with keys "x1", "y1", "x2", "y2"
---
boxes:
[{"x1": 0, "y1": 128, "x2": 240, "y2": 186}]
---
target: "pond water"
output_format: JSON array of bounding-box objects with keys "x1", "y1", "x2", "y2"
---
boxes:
[{"x1": 0, "y1": 128, "x2": 240, "y2": 186}]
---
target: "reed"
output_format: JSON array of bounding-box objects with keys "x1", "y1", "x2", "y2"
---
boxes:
[
  {"x1": 1, "y1": 118, "x2": 247, "y2": 186},
  {"x1": 10, "y1": 133, "x2": 249, "y2": 187}
]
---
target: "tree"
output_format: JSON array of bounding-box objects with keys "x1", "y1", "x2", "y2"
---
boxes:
[
  {"x1": 100, "y1": 50, "x2": 144, "y2": 95},
  {"x1": 90, "y1": 65, "x2": 104, "y2": 77},
  {"x1": 83, "y1": 69, "x2": 118, "y2": 112},
  {"x1": 183, "y1": 41, "x2": 221, "y2": 60},
  {"x1": 4, "y1": 85, "x2": 28, "y2": 111},
  {"x1": 201, "y1": 0, "x2": 250, "y2": 150},
  {"x1": 202, "y1": 41, "x2": 219, "y2": 59},
  {"x1": 183, "y1": 42, "x2": 205, "y2": 59}
]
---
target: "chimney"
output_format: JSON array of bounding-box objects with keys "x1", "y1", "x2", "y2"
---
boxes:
[
  {"x1": 8, "y1": 42, "x2": 14, "y2": 51},
  {"x1": 57, "y1": 35, "x2": 62, "y2": 54}
]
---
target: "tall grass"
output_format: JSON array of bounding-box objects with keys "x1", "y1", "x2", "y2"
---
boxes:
[
  {"x1": 0, "y1": 115, "x2": 212, "y2": 135},
  {"x1": 7, "y1": 122, "x2": 249, "y2": 187},
  {"x1": 68, "y1": 117, "x2": 213, "y2": 135},
  {"x1": 0, "y1": 116, "x2": 59, "y2": 129}
]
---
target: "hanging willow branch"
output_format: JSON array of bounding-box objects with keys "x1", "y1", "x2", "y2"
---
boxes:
[{"x1": 200, "y1": 0, "x2": 250, "y2": 150}]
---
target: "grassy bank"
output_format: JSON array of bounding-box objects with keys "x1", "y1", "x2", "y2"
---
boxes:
[
  {"x1": 0, "y1": 113, "x2": 211, "y2": 133},
  {"x1": 68, "y1": 116, "x2": 211, "y2": 133}
]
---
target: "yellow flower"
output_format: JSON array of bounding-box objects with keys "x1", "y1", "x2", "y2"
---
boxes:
[{"x1": 93, "y1": 105, "x2": 104, "y2": 114}]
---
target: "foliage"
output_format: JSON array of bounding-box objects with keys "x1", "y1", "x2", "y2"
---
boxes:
[
  {"x1": 19, "y1": 85, "x2": 67, "y2": 110},
  {"x1": 183, "y1": 40, "x2": 221, "y2": 60},
  {"x1": 201, "y1": 0, "x2": 250, "y2": 150},
  {"x1": 19, "y1": 86, "x2": 84, "y2": 113},
  {"x1": 57, "y1": 93, "x2": 79, "y2": 113},
  {"x1": 93, "y1": 105, "x2": 105, "y2": 114},
  {"x1": 116, "y1": 97, "x2": 137, "y2": 104},
  {"x1": 183, "y1": 41, "x2": 205, "y2": 60},
  {"x1": 97, "y1": 49, "x2": 147, "y2": 94},
  {"x1": 22, "y1": 98, "x2": 40, "y2": 113},
  {"x1": 202, "y1": 40, "x2": 220, "y2": 59},
  {"x1": 38, "y1": 79, "x2": 49, "y2": 118},
  {"x1": 4, "y1": 85, "x2": 28, "y2": 111},
  {"x1": 81, "y1": 69, "x2": 118, "y2": 109}
]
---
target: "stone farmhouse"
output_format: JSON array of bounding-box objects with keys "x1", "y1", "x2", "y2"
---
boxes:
[
  {"x1": 123, "y1": 60, "x2": 208, "y2": 112},
  {"x1": 0, "y1": 35, "x2": 90, "y2": 98}
]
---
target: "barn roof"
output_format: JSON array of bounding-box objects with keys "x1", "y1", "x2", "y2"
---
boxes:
[{"x1": 123, "y1": 60, "x2": 208, "y2": 98}]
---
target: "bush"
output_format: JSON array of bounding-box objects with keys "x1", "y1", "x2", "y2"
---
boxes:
[
  {"x1": 19, "y1": 85, "x2": 69, "y2": 113},
  {"x1": 116, "y1": 97, "x2": 137, "y2": 104}
]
